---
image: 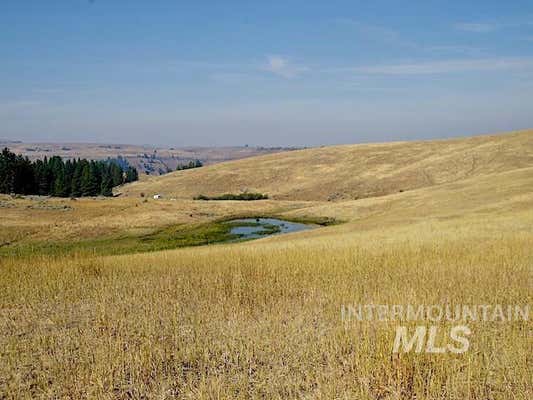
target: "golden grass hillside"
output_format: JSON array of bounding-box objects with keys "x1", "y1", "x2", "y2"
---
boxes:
[
  {"x1": 1, "y1": 188, "x2": 531, "y2": 398},
  {"x1": 119, "y1": 129, "x2": 533, "y2": 201},
  {"x1": 1, "y1": 129, "x2": 532, "y2": 399}
]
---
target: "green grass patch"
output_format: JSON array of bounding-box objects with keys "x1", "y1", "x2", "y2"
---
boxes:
[
  {"x1": 0, "y1": 219, "x2": 287, "y2": 259},
  {"x1": 0, "y1": 215, "x2": 332, "y2": 260},
  {"x1": 0, "y1": 221, "x2": 241, "y2": 259}
]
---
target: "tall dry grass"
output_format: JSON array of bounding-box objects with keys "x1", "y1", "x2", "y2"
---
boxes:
[
  {"x1": 1, "y1": 216, "x2": 531, "y2": 399},
  {"x1": 1, "y1": 129, "x2": 532, "y2": 398}
]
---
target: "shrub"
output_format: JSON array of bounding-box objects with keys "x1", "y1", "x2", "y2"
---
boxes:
[{"x1": 194, "y1": 193, "x2": 268, "y2": 201}]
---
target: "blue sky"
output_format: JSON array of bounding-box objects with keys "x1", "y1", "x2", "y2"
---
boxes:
[{"x1": 1, "y1": 1, "x2": 532, "y2": 146}]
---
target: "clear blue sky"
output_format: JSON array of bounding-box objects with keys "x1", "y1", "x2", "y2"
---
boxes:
[{"x1": 1, "y1": 1, "x2": 532, "y2": 146}]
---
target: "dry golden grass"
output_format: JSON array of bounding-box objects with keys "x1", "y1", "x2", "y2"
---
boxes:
[
  {"x1": 1, "y1": 130, "x2": 532, "y2": 398},
  {"x1": 1, "y1": 212, "x2": 531, "y2": 399},
  {"x1": 0, "y1": 195, "x2": 315, "y2": 246},
  {"x1": 119, "y1": 129, "x2": 533, "y2": 201}
]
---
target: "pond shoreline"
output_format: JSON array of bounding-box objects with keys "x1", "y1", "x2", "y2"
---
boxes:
[
  {"x1": 225, "y1": 218, "x2": 315, "y2": 242},
  {"x1": 1, "y1": 215, "x2": 335, "y2": 258}
]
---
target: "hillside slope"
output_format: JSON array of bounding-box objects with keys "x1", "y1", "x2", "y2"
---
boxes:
[{"x1": 119, "y1": 129, "x2": 533, "y2": 201}]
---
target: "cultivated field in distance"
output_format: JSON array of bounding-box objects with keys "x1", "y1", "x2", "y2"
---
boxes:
[{"x1": 1, "y1": 130, "x2": 532, "y2": 399}]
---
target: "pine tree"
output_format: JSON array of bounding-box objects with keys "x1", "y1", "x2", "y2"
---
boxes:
[
  {"x1": 36, "y1": 158, "x2": 52, "y2": 195},
  {"x1": 13, "y1": 154, "x2": 35, "y2": 195},
  {"x1": 49, "y1": 156, "x2": 67, "y2": 197},
  {"x1": 80, "y1": 162, "x2": 93, "y2": 196},
  {"x1": 53, "y1": 168, "x2": 67, "y2": 197},
  {"x1": 100, "y1": 166, "x2": 113, "y2": 196},
  {"x1": 0, "y1": 148, "x2": 16, "y2": 193},
  {"x1": 81, "y1": 162, "x2": 98, "y2": 196},
  {"x1": 71, "y1": 160, "x2": 83, "y2": 197},
  {"x1": 110, "y1": 163, "x2": 123, "y2": 186},
  {"x1": 63, "y1": 159, "x2": 74, "y2": 197},
  {"x1": 0, "y1": 149, "x2": 136, "y2": 197},
  {"x1": 125, "y1": 166, "x2": 138, "y2": 183}
]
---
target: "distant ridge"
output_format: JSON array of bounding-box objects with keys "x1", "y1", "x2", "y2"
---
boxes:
[
  {"x1": 0, "y1": 141, "x2": 295, "y2": 176},
  {"x1": 119, "y1": 129, "x2": 533, "y2": 202}
]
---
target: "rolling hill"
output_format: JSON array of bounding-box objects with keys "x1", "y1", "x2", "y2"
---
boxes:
[
  {"x1": 118, "y1": 129, "x2": 533, "y2": 201},
  {"x1": 2, "y1": 129, "x2": 532, "y2": 398}
]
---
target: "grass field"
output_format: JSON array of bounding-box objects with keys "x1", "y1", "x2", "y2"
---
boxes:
[
  {"x1": 119, "y1": 129, "x2": 533, "y2": 201},
  {"x1": 1, "y1": 130, "x2": 532, "y2": 399}
]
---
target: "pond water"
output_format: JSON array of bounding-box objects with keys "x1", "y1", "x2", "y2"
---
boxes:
[{"x1": 227, "y1": 218, "x2": 313, "y2": 240}]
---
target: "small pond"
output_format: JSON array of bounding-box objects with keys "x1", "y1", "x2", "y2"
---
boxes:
[{"x1": 226, "y1": 218, "x2": 314, "y2": 241}]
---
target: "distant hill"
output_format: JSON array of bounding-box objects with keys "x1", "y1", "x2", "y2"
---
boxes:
[
  {"x1": 0, "y1": 141, "x2": 300, "y2": 176},
  {"x1": 118, "y1": 129, "x2": 533, "y2": 201}
]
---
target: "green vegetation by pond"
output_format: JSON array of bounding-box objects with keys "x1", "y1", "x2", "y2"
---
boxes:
[
  {"x1": 1, "y1": 216, "x2": 326, "y2": 259},
  {"x1": 194, "y1": 193, "x2": 269, "y2": 201},
  {"x1": 0, "y1": 221, "x2": 238, "y2": 258}
]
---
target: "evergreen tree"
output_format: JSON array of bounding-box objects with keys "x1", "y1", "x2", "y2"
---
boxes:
[
  {"x1": 90, "y1": 161, "x2": 101, "y2": 193},
  {"x1": 125, "y1": 166, "x2": 138, "y2": 183},
  {"x1": 70, "y1": 160, "x2": 83, "y2": 197},
  {"x1": 13, "y1": 154, "x2": 35, "y2": 194},
  {"x1": 49, "y1": 156, "x2": 67, "y2": 197},
  {"x1": 0, "y1": 148, "x2": 138, "y2": 197},
  {"x1": 80, "y1": 162, "x2": 90, "y2": 196},
  {"x1": 176, "y1": 159, "x2": 203, "y2": 171},
  {"x1": 63, "y1": 159, "x2": 74, "y2": 197},
  {"x1": 100, "y1": 165, "x2": 113, "y2": 196},
  {"x1": 110, "y1": 163, "x2": 123, "y2": 186},
  {"x1": 81, "y1": 162, "x2": 99, "y2": 196},
  {"x1": 35, "y1": 158, "x2": 52, "y2": 195},
  {"x1": 53, "y1": 168, "x2": 68, "y2": 197},
  {"x1": 0, "y1": 148, "x2": 16, "y2": 193}
]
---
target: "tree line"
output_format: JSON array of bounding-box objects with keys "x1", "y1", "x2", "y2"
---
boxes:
[
  {"x1": 0, "y1": 147, "x2": 138, "y2": 197},
  {"x1": 176, "y1": 159, "x2": 203, "y2": 171}
]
